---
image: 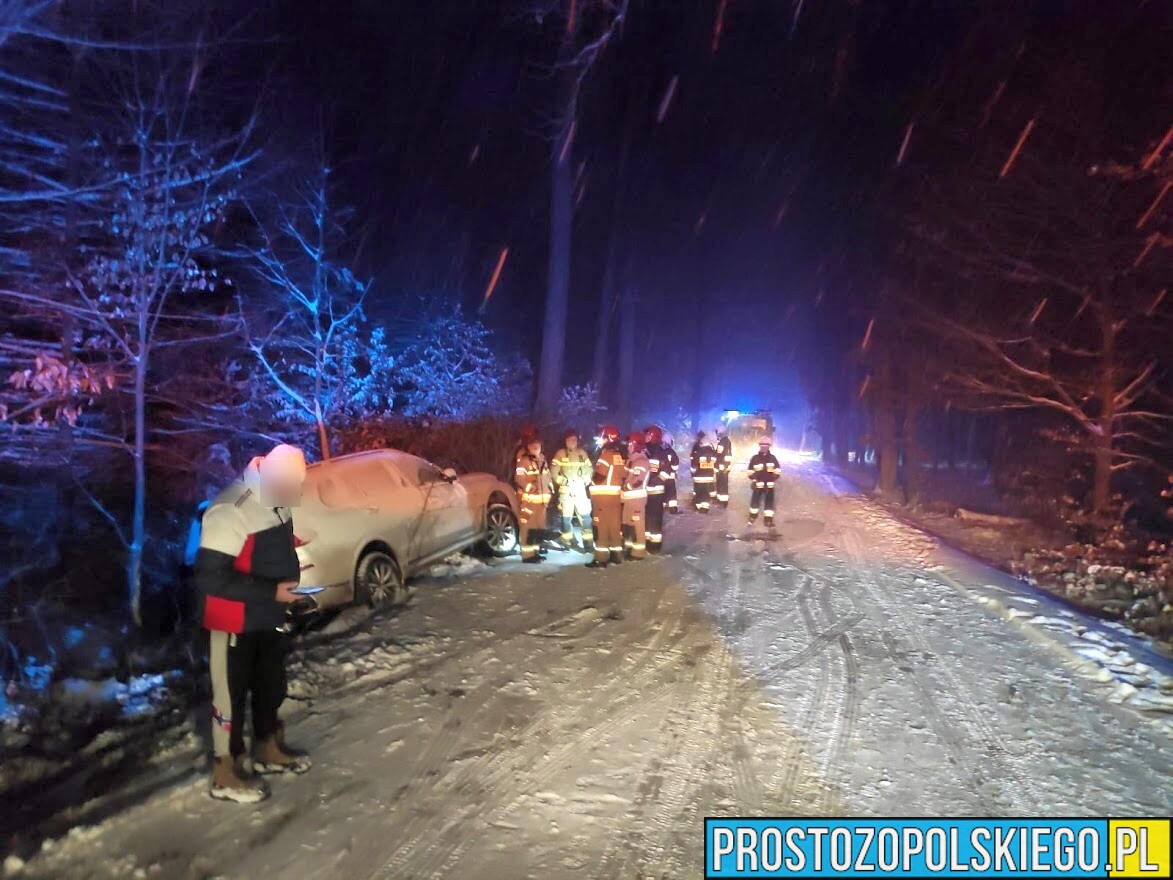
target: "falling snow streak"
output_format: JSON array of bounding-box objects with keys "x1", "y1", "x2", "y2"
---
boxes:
[
  {"x1": 1141, "y1": 124, "x2": 1172, "y2": 170},
  {"x1": 896, "y1": 122, "x2": 914, "y2": 166},
  {"x1": 980, "y1": 80, "x2": 1007, "y2": 128},
  {"x1": 481, "y1": 247, "x2": 509, "y2": 309},
  {"x1": 1136, "y1": 180, "x2": 1170, "y2": 229},
  {"x1": 772, "y1": 200, "x2": 788, "y2": 229},
  {"x1": 1147, "y1": 288, "x2": 1167, "y2": 316},
  {"x1": 656, "y1": 75, "x2": 679, "y2": 123},
  {"x1": 711, "y1": 0, "x2": 728, "y2": 53},
  {"x1": 858, "y1": 375, "x2": 870, "y2": 398},
  {"x1": 558, "y1": 120, "x2": 576, "y2": 164},
  {"x1": 468, "y1": 144, "x2": 480, "y2": 165},
  {"x1": 860, "y1": 318, "x2": 875, "y2": 351},
  {"x1": 790, "y1": 0, "x2": 804, "y2": 36},
  {"x1": 999, "y1": 118, "x2": 1036, "y2": 178},
  {"x1": 1133, "y1": 232, "x2": 1160, "y2": 269},
  {"x1": 1029, "y1": 298, "x2": 1046, "y2": 324},
  {"x1": 694, "y1": 211, "x2": 707, "y2": 234}
]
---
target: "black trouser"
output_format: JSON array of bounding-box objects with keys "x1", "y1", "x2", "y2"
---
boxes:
[
  {"x1": 664, "y1": 477, "x2": 679, "y2": 511},
  {"x1": 749, "y1": 485, "x2": 776, "y2": 523},
  {"x1": 209, "y1": 629, "x2": 288, "y2": 758},
  {"x1": 694, "y1": 477, "x2": 714, "y2": 509},
  {"x1": 715, "y1": 470, "x2": 731, "y2": 505},
  {"x1": 646, "y1": 492, "x2": 665, "y2": 551}
]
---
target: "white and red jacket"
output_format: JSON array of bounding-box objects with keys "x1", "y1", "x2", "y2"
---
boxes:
[{"x1": 195, "y1": 470, "x2": 299, "y2": 634}]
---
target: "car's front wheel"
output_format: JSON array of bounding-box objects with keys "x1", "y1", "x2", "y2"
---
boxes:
[
  {"x1": 478, "y1": 502, "x2": 519, "y2": 558},
  {"x1": 354, "y1": 549, "x2": 409, "y2": 608}
]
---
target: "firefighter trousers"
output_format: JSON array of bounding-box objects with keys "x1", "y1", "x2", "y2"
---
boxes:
[
  {"x1": 209, "y1": 628, "x2": 287, "y2": 759},
  {"x1": 749, "y1": 486, "x2": 776, "y2": 523},
  {"x1": 715, "y1": 470, "x2": 731, "y2": 505},
  {"x1": 519, "y1": 494, "x2": 549, "y2": 559},
  {"x1": 645, "y1": 492, "x2": 665, "y2": 552},
  {"x1": 558, "y1": 484, "x2": 593, "y2": 545},
  {"x1": 693, "y1": 476, "x2": 714, "y2": 510},
  {"x1": 590, "y1": 491, "x2": 623, "y2": 564},
  {"x1": 663, "y1": 477, "x2": 679, "y2": 512},
  {"x1": 622, "y1": 494, "x2": 648, "y2": 559}
]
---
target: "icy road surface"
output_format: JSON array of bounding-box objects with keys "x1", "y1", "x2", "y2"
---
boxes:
[{"x1": 15, "y1": 464, "x2": 1172, "y2": 880}]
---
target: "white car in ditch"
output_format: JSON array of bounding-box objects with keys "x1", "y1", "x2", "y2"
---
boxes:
[{"x1": 188, "y1": 449, "x2": 521, "y2": 612}]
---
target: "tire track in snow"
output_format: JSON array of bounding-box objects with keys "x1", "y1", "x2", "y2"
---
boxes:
[
  {"x1": 838, "y1": 514, "x2": 1046, "y2": 814},
  {"x1": 369, "y1": 580, "x2": 693, "y2": 879}
]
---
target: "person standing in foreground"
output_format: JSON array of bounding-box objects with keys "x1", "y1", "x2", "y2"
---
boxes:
[
  {"x1": 587, "y1": 424, "x2": 627, "y2": 568},
  {"x1": 551, "y1": 428, "x2": 594, "y2": 553},
  {"x1": 514, "y1": 429, "x2": 553, "y2": 563},
  {"x1": 714, "y1": 425, "x2": 734, "y2": 508},
  {"x1": 196, "y1": 443, "x2": 313, "y2": 803},
  {"x1": 690, "y1": 430, "x2": 718, "y2": 513},
  {"x1": 643, "y1": 425, "x2": 672, "y2": 553},
  {"x1": 622, "y1": 432, "x2": 652, "y2": 560},
  {"x1": 747, "y1": 436, "x2": 782, "y2": 529},
  {"x1": 661, "y1": 431, "x2": 682, "y2": 514}
]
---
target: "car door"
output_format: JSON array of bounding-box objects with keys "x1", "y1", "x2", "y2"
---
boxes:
[{"x1": 406, "y1": 456, "x2": 473, "y2": 553}]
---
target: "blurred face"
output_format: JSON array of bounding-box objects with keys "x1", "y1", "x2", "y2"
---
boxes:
[
  {"x1": 527, "y1": 440, "x2": 542, "y2": 456},
  {"x1": 258, "y1": 469, "x2": 304, "y2": 507},
  {"x1": 566, "y1": 435, "x2": 579, "y2": 450},
  {"x1": 760, "y1": 444, "x2": 770, "y2": 453}
]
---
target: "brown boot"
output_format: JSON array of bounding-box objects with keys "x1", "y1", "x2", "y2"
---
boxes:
[
  {"x1": 210, "y1": 755, "x2": 269, "y2": 803},
  {"x1": 254, "y1": 734, "x2": 312, "y2": 775}
]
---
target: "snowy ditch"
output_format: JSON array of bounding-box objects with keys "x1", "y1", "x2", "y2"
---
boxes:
[{"x1": 922, "y1": 560, "x2": 1173, "y2": 734}]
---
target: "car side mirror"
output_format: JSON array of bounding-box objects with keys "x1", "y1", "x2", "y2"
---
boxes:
[{"x1": 442, "y1": 467, "x2": 458, "y2": 482}]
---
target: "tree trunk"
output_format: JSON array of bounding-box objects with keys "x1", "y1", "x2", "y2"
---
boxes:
[
  {"x1": 875, "y1": 407, "x2": 899, "y2": 495},
  {"x1": 592, "y1": 240, "x2": 617, "y2": 398},
  {"x1": 130, "y1": 343, "x2": 146, "y2": 628},
  {"x1": 1092, "y1": 314, "x2": 1117, "y2": 516},
  {"x1": 535, "y1": 57, "x2": 577, "y2": 414},
  {"x1": 901, "y1": 401, "x2": 921, "y2": 505},
  {"x1": 591, "y1": 87, "x2": 638, "y2": 397},
  {"x1": 616, "y1": 281, "x2": 636, "y2": 427}
]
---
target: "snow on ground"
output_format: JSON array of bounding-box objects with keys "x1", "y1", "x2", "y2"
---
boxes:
[{"x1": 8, "y1": 464, "x2": 1172, "y2": 880}]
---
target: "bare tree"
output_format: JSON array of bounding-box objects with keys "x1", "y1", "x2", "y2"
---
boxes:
[
  {"x1": 912, "y1": 128, "x2": 1172, "y2": 515},
  {"x1": 241, "y1": 160, "x2": 382, "y2": 458},
  {"x1": 532, "y1": 0, "x2": 629, "y2": 414},
  {"x1": 2, "y1": 49, "x2": 254, "y2": 623}
]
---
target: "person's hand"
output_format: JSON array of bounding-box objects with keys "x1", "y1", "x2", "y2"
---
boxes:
[{"x1": 276, "y1": 580, "x2": 301, "y2": 603}]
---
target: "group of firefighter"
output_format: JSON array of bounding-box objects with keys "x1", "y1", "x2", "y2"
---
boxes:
[{"x1": 512, "y1": 423, "x2": 784, "y2": 569}]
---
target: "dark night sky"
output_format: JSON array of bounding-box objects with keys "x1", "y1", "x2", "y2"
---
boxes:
[{"x1": 253, "y1": 0, "x2": 1170, "y2": 430}]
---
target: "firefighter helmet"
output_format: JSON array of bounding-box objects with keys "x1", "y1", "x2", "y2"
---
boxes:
[
  {"x1": 627, "y1": 431, "x2": 646, "y2": 452},
  {"x1": 563, "y1": 427, "x2": 580, "y2": 441},
  {"x1": 644, "y1": 425, "x2": 663, "y2": 444},
  {"x1": 599, "y1": 424, "x2": 620, "y2": 443}
]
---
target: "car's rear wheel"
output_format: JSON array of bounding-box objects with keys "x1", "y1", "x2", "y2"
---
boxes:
[
  {"x1": 478, "y1": 502, "x2": 519, "y2": 558},
  {"x1": 354, "y1": 550, "x2": 409, "y2": 608}
]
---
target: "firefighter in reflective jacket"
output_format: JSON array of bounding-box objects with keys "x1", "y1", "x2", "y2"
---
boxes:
[
  {"x1": 551, "y1": 428, "x2": 593, "y2": 553},
  {"x1": 661, "y1": 431, "x2": 682, "y2": 514},
  {"x1": 643, "y1": 425, "x2": 672, "y2": 553},
  {"x1": 714, "y1": 425, "x2": 734, "y2": 508},
  {"x1": 690, "y1": 430, "x2": 718, "y2": 513},
  {"x1": 748, "y1": 436, "x2": 782, "y2": 528},
  {"x1": 514, "y1": 430, "x2": 553, "y2": 562},
  {"x1": 623, "y1": 432, "x2": 651, "y2": 560},
  {"x1": 587, "y1": 425, "x2": 626, "y2": 568}
]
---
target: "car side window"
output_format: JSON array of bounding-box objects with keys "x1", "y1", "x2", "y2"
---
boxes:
[{"x1": 417, "y1": 465, "x2": 447, "y2": 485}]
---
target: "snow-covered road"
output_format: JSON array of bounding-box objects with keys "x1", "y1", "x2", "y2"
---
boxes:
[{"x1": 14, "y1": 464, "x2": 1172, "y2": 880}]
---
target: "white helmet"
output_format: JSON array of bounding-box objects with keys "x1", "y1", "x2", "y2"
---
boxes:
[
  {"x1": 662, "y1": 431, "x2": 674, "y2": 447},
  {"x1": 759, "y1": 436, "x2": 773, "y2": 447}
]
